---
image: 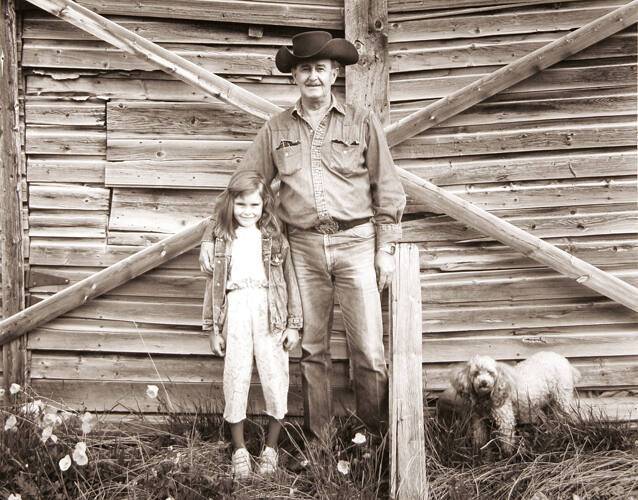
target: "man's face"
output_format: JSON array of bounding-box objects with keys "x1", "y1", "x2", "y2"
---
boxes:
[{"x1": 291, "y1": 59, "x2": 339, "y2": 102}]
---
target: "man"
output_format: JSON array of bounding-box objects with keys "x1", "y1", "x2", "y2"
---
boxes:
[{"x1": 200, "y1": 31, "x2": 405, "y2": 437}]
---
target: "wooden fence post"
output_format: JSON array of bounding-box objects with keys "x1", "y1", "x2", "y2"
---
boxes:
[
  {"x1": 1, "y1": 0, "x2": 26, "y2": 391},
  {"x1": 389, "y1": 243, "x2": 428, "y2": 499}
]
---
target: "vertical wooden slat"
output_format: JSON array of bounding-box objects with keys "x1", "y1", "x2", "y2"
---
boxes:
[
  {"x1": 389, "y1": 243, "x2": 428, "y2": 499},
  {"x1": 345, "y1": 0, "x2": 390, "y2": 123},
  {"x1": 1, "y1": 0, "x2": 26, "y2": 391}
]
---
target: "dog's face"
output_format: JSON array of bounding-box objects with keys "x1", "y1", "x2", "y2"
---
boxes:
[{"x1": 467, "y1": 355, "x2": 499, "y2": 396}]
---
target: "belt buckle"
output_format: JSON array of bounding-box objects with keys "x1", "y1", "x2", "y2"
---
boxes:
[{"x1": 315, "y1": 219, "x2": 340, "y2": 234}]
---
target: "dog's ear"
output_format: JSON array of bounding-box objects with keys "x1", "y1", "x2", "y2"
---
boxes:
[
  {"x1": 491, "y1": 362, "x2": 514, "y2": 407},
  {"x1": 451, "y1": 362, "x2": 473, "y2": 401}
]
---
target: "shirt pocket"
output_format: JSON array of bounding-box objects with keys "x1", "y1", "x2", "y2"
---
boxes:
[
  {"x1": 273, "y1": 140, "x2": 302, "y2": 176},
  {"x1": 329, "y1": 137, "x2": 365, "y2": 177}
]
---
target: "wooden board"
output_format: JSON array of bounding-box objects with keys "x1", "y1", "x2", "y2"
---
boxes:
[
  {"x1": 27, "y1": 156, "x2": 107, "y2": 183},
  {"x1": 26, "y1": 127, "x2": 105, "y2": 155},
  {"x1": 108, "y1": 188, "x2": 218, "y2": 233},
  {"x1": 392, "y1": 116, "x2": 637, "y2": 159},
  {"x1": 388, "y1": 2, "x2": 630, "y2": 41},
  {"x1": 420, "y1": 323, "x2": 638, "y2": 362},
  {"x1": 28, "y1": 212, "x2": 107, "y2": 239},
  {"x1": 28, "y1": 183, "x2": 110, "y2": 211},
  {"x1": 390, "y1": 32, "x2": 635, "y2": 73},
  {"x1": 401, "y1": 203, "x2": 638, "y2": 242}
]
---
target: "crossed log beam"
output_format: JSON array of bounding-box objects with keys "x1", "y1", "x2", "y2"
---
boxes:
[{"x1": 1, "y1": 0, "x2": 637, "y2": 347}]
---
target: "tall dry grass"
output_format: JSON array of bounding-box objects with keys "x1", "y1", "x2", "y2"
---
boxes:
[{"x1": 1, "y1": 385, "x2": 636, "y2": 499}]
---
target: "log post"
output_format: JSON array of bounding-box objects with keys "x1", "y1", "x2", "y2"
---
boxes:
[
  {"x1": 345, "y1": 0, "x2": 389, "y2": 123},
  {"x1": 1, "y1": 0, "x2": 26, "y2": 391},
  {"x1": 389, "y1": 243, "x2": 428, "y2": 499}
]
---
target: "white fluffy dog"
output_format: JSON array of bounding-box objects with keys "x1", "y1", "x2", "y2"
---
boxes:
[{"x1": 451, "y1": 351, "x2": 581, "y2": 454}]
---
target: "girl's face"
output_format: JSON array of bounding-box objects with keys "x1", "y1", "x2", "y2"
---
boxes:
[{"x1": 233, "y1": 189, "x2": 263, "y2": 228}]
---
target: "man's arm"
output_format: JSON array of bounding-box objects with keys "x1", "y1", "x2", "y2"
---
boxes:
[{"x1": 365, "y1": 111, "x2": 406, "y2": 250}]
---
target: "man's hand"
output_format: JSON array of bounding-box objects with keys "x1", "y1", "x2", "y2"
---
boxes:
[
  {"x1": 280, "y1": 328, "x2": 300, "y2": 352},
  {"x1": 199, "y1": 241, "x2": 215, "y2": 274},
  {"x1": 375, "y1": 250, "x2": 395, "y2": 292},
  {"x1": 209, "y1": 330, "x2": 226, "y2": 357}
]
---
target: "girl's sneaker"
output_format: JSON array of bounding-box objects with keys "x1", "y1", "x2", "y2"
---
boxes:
[
  {"x1": 256, "y1": 446, "x2": 278, "y2": 475},
  {"x1": 231, "y1": 447, "x2": 252, "y2": 480}
]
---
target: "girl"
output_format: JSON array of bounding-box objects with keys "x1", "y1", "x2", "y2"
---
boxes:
[{"x1": 200, "y1": 169, "x2": 302, "y2": 480}]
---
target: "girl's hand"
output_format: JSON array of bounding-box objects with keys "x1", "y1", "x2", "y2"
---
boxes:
[
  {"x1": 209, "y1": 331, "x2": 226, "y2": 357},
  {"x1": 280, "y1": 328, "x2": 300, "y2": 352},
  {"x1": 199, "y1": 241, "x2": 215, "y2": 274}
]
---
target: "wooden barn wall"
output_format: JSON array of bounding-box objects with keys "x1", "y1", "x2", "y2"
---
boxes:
[{"x1": 15, "y1": 0, "x2": 638, "y2": 417}]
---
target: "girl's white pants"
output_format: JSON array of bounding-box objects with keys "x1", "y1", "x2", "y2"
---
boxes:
[{"x1": 223, "y1": 287, "x2": 289, "y2": 423}]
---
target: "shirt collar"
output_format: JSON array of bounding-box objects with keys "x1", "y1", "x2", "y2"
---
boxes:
[{"x1": 292, "y1": 93, "x2": 345, "y2": 119}]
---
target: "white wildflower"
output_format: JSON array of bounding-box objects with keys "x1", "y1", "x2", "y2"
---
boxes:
[
  {"x1": 146, "y1": 384, "x2": 159, "y2": 399},
  {"x1": 337, "y1": 460, "x2": 350, "y2": 475},
  {"x1": 4, "y1": 414, "x2": 18, "y2": 431},
  {"x1": 42, "y1": 412, "x2": 62, "y2": 429},
  {"x1": 59, "y1": 454, "x2": 72, "y2": 471},
  {"x1": 8, "y1": 494, "x2": 22, "y2": 500},
  {"x1": 21, "y1": 399, "x2": 45, "y2": 416},
  {"x1": 41, "y1": 426, "x2": 54, "y2": 443},
  {"x1": 60, "y1": 410, "x2": 73, "y2": 422},
  {"x1": 50, "y1": 433, "x2": 58, "y2": 443},
  {"x1": 73, "y1": 441, "x2": 89, "y2": 466},
  {"x1": 352, "y1": 432, "x2": 366, "y2": 445},
  {"x1": 9, "y1": 383, "x2": 21, "y2": 394},
  {"x1": 81, "y1": 412, "x2": 96, "y2": 434}
]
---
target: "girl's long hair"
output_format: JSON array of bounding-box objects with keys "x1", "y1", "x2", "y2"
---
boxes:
[{"x1": 213, "y1": 169, "x2": 280, "y2": 240}]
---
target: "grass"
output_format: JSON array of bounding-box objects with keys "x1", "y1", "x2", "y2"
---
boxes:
[{"x1": 1, "y1": 385, "x2": 637, "y2": 499}]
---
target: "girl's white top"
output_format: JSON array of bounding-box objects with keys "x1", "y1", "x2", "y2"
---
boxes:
[{"x1": 227, "y1": 225, "x2": 267, "y2": 290}]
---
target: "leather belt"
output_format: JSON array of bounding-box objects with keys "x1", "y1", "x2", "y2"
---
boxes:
[{"x1": 312, "y1": 217, "x2": 370, "y2": 235}]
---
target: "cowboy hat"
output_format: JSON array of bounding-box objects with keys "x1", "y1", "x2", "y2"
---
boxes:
[{"x1": 275, "y1": 31, "x2": 359, "y2": 73}]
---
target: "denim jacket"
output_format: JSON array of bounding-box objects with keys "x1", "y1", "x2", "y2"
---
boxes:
[{"x1": 202, "y1": 226, "x2": 303, "y2": 336}]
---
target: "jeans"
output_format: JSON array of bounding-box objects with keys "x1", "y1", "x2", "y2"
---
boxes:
[{"x1": 288, "y1": 222, "x2": 388, "y2": 436}]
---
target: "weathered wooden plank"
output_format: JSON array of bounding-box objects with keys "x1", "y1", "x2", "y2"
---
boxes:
[
  {"x1": 423, "y1": 355, "x2": 638, "y2": 391},
  {"x1": 396, "y1": 148, "x2": 637, "y2": 185},
  {"x1": 421, "y1": 299, "x2": 637, "y2": 333},
  {"x1": 29, "y1": 379, "x2": 353, "y2": 416},
  {"x1": 389, "y1": 243, "x2": 427, "y2": 499},
  {"x1": 27, "y1": 317, "x2": 352, "y2": 359},
  {"x1": 23, "y1": 39, "x2": 281, "y2": 75},
  {"x1": 420, "y1": 324, "x2": 638, "y2": 362},
  {"x1": 107, "y1": 231, "x2": 171, "y2": 246},
  {"x1": 418, "y1": 235, "x2": 638, "y2": 271},
  {"x1": 107, "y1": 101, "x2": 264, "y2": 138},
  {"x1": 26, "y1": 74, "x2": 304, "y2": 106},
  {"x1": 392, "y1": 116, "x2": 637, "y2": 159},
  {"x1": 72, "y1": 0, "x2": 344, "y2": 29},
  {"x1": 29, "y1": 353, "x2": 347, "y2": 387},
  {"x1": 408, "y1": 177, "x2": 637, "y2": 212},
  {"x1": 575, "y1": 396, "x2": 638, "y2": 422},
  {"x1": 27, "y1": 156, "x2": 107, "y2": 183},
  {"x1": 391, "y1": 89, "x2": 637, "y2": 128},
  {"x1": 420, "y1": 265, "x2": 638, "y2": 303},
  {"x1": 105, "y1": 160, "x2": 236, "y2": 189},
  {"x1": 109, "y1": 188, "x2": 217, "y2": 233},
  {"x1": 28, "y1": 183, "x2": 110, "y2": 211},
  {"x1": 28, "y1": 212, "x2": 107, "y2": 238},
  {"x1": 25, "y1": 97, "x2": 105, "y2": 126},
  {"x1": 23, "y1": 13, "x2": 294, "y2": 44},
  {"x1": 389, "y1": 2, "x2": 630, "y2": 41},
  {"x1": 29, "y1": 239, "x2": 200, "y2": 268},
  {"x1": 401, "y1": 204, "x2": 638, "y2": 242},
  {"x1": 107, "y1": 138, "x2": 251, "y2": 161},
  {"x1": 388, "y1": 0, "x2": 606, "y2": 13},
  {"x1": 390, "y1": 31, "x2": 635, "y2": 73},
  {"x1": 26, "y1": 127, "x2": 105, "y2": 155},
  {"x1": 390, "y1": 61, "x2": 637, "y2": 101}
]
